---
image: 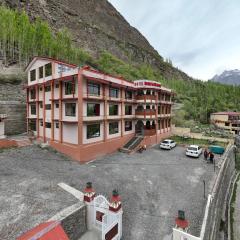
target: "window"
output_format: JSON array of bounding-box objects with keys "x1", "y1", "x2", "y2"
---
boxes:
[
  {"x1": 30, "y1": 105, "x2": 36, "y2": 115},
  {"x1": 65, "y1": 82, "x2": 74, "y2": 95},
  {"x1": 30, "y1": 69, "x2": 36, "y2": 82},
  {"x1": 87, "y1": 103, "x2": 100, "y2": 116},
  {"x1": 40, "y1": 120, "x2": 43, "y2": 127},
  {"x1": 40, "y1": 102, "x2": 43, "y2": 108},
  {"x1": 45, "y1": 122, "x2": 51, "y2": 128},
  {"x1": 87, "y1": 82, "x2": 100, "y2": 96},
  {"x1": 109, "y1": 88, "x2": 119, "y2": 98},
  {"x1": 125, "y1": 121, "x2": 132, "y2": 131},
  {"x1": 55, "y1": 84, "x2": 59, "y2": 88},
  {"x1": 55, "y1": 103, "x2": 59, "y2": 108},
  {"x1": 55, "y1": 122, "x2": 59, "y2": 129},
  {"x1": 30, "y1": 89, "x2": 36, "y2": 99},
  {"x1": 45, "y1": 85, "x2": 51, "y2": 92},
  {"x1": 158, "y1": 106, "x2": 161, "y2": 114},
  {"x1": 45, "y1": 104, "x2": 51, "y2": 110},
  {"x1": 146, "y1": 105, "x2": 151, "y2": 110},
  {"x1": 45, "y1": 63, "x2": 52, "y2": 77},
  {"x1": 109, "y1": 122, "x2": 119, "y2": 135},
  {"x1": 225, "y1": 122, "x2": 230, "y2": 126},
  {"x1": 109, "y1": 104, "x2": 118, "y2": 116},
  {"x1": 65, "y1": 103, "x2": 76, "y2": 116},
  {"x1": 39, "y1": 66, "x2": 44, "y2": 79},
  {"x1": 87, "y1": 124, "x2": 100, "y2": 139},
  {"x1": 125, "y1": 105, "x2": 132, "y2": 115},
  {"x1": 125, "y1": 90, "x2": 132, "y2": 99},
  {"x1": 39, "y1": 87, "x2": 42, "y2": 91}
]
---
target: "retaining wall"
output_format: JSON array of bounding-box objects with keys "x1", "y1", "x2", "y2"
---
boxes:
[
  {"x1": 0, "y1": 83, "x2": 26, "y2": 135},
  {"x1": 202, "y1": 145, "x2": 236, "y2": 240},
  {"x1": 48, "y1": 202, "x2": 87, "y2": 240}
]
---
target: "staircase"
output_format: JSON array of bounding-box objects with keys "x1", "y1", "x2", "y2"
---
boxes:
[{"x1": 120, "y1": 136, "x2": 144, "y2": 153}]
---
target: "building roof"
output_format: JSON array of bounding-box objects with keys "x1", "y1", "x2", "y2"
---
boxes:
[
  {"x1": 25, "y1": 56, "x2": 77, "y2": 72},
  {"x1": 17, "y1": 221, "x2": 69, "y2": 240},
  {"x1": 25, "y1": 57, "x2": 174, "y2": 94},
  {"x1": 211, "y1": 112, "x2": 240, "y2": 116}
]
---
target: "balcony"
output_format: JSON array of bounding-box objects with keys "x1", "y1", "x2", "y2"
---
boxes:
[
  {"x1": 136, "y1": 95, "x2": 156, "y2": 102},
  {"x1": 144, "y1": 128, "x2": 157, "y2": 136},
  {"x1": 135, "y1": 109, "x2": 156, "y2": 118}
]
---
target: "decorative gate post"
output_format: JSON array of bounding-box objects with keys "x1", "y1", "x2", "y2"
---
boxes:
[
  {"x1": 84, "y1": 182, "x2": 96, "y2": 230},
  {"x1": 109, "y1": 190, "x2": 123, "y2": 239}
]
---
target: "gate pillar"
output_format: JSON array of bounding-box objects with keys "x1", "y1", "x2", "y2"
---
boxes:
[
  {"x1": 109, "y1": 190, "x2": 123, "y2": 239},
  {"x1": 84, "y1": 182, "x2": 96, "y2": 230}
]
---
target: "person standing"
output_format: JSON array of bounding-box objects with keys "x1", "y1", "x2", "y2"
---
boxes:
[
  {"x1": 209, "y1": 152, "x2": 214, "y2": 164},
  {"x1": 204, "y1": 148, "x2": 209, "y2": 161}
]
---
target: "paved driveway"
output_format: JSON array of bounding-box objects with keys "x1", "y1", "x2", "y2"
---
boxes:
[{"x1": 0, "y1": 145, "x2": 218, "y2": 240}]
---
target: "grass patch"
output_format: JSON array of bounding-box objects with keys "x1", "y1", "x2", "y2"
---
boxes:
[{"x1": 171, "y1": 135, "x2": 228, "y2": 148}]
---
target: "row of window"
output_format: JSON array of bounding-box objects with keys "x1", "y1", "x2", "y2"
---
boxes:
[
  {"x1": 30, "y1": 81, "x2": 75, "y2": 97},
  {"x1": 87, "y1": 82, "x2": 133, "y2": 99},
  {"x1": 30, "y1": 81, "x2": 170, "y2": 101},
  {"x1": 31, "y1": 103, "x2": 133, "y2": 117},
  {"x1": 36, "y1": 121, "x2": 132, "y2": 139},
  {"x1": 87, "y1": 103, "x2": 132, "y2": 116},
  {"x1": 30, "y1": 63, "x2": 52, "y2": 81},
  {"x1": 31, "y1": 103, "x2": 76, "y2": 117},
  {"x1": 87, "y1": 121, "x2": 132, "y2": 139}
]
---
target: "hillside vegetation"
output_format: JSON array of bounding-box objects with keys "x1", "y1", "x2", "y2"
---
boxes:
[{"x1": 1, "y1": 6, "x2": 240, "y2": 125}]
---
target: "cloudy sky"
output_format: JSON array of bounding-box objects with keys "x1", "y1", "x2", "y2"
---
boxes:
[{"x1": 108, "y1": 0, "x2": 240, "y2": 80}]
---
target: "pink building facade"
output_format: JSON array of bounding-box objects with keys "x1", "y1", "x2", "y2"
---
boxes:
[{"x1": 26, "y1": 57, "x2": 174, "y2": 162}]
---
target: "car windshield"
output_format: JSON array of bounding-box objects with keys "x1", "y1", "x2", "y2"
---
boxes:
[
  {"x1": 162, "y1": 140, "x2": 169, "y2": 144},
  {"x1": 188, "y1": 147, "x2": 197, "y2": 151}
]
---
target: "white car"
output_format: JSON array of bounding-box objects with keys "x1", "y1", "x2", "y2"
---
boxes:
[
  {"x1": 160, "y1": 139, "x2": 176, "y2": 150},
  {"x1": 186, "y1": 145, "x2": 202, "y2": 158}
]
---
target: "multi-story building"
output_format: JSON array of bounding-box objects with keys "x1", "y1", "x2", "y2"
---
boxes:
[
  {"x1": 210, "y1": 112, "x2": 240, "y2": 134},
  {"x1": 26, "y1": 57, "x2": 174, "y2": 162}
]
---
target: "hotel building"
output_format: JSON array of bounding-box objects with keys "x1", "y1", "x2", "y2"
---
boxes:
[
  {"x1": 210, "y1": 112, "x2": 240, "y2": 134},
  {"x1": 26, "y1": 57, "x2": 174, "y2": 162}
]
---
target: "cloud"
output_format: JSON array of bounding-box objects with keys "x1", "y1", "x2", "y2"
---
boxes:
[{"x1": 109, "y1": 0, "x2": 240, "y2": 80}]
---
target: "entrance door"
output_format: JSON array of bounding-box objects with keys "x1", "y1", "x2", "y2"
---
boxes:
[{"x1": 135, "y1": 120, "x2": 144, "y2": 136}]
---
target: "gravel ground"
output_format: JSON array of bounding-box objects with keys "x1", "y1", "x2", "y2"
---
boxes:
[{"x1": 0, "y1": 145, "x2": 219, "y2": 240}]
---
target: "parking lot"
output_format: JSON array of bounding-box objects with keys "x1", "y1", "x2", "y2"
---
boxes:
[{"x1": 0, "y1": 144, "x2": 220, "y2": 240}]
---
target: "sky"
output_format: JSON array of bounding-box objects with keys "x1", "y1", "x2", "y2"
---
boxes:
[{"x1": 108, "y1": 0, "x2": 240, "y2": 80}]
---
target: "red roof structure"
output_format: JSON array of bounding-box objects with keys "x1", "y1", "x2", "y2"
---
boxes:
[
  {"x1": 17, "y1": 221, "x2": 69, "y2": 240},
  {"x1": 212, "y1": 112, "x2": 240, "y2": 116}
]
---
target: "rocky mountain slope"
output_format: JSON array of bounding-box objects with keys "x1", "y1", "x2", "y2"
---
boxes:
[
  {"x1": 211, "y1": 69, "x2": 240, "y2": 85},
  {"x1": 0, "y1": 0, "x2": 192, "y2": 82}
]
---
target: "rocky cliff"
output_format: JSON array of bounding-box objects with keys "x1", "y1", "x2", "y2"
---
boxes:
[
  {"x1": 0, "y1": 0, "x2": 192, "y2": 82},
  {"x1": 211, "y1": 69, "x2": 240, "y2": 86},
  {"x1": 0, "y1": 0, "x2": 193, "y2": 135}
]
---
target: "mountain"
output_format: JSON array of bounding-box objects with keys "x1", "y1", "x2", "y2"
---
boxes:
[
  {"x1": 211, "y1": 69, "x2": 240, "y2": 85},
  {"x1": 0, "y1": 0, "x2": 192, "y2": 82}
]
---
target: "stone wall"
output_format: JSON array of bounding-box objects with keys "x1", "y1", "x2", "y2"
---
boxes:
[
  {"x1": 202, "y1": 145, "x2": 236, "y2": 240},
  {"x1": 0, "y1": 83, "x2": 26, "y2": 135},
  {"x1": 49, "y1": 202, "x2": 87, "y2": 240}
]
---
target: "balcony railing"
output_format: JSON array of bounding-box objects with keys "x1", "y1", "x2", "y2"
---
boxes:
[
  {"x1": 135, "y1": 109, "x2": 156, "y2": 116},
  {"x1": 136, "y1": 95, "x2": 156, "y2": 101},
  {"x1": 144, "y1": 128, "x2": 156, "y2": 136}
]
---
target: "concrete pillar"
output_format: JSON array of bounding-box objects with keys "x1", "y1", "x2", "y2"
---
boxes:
[
  {"x1": 84, "y1": 182, "x2": 96, "y2": 230},
  {"x1": 109, "y1": 190, "x2": 123, "y2": 239}
]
